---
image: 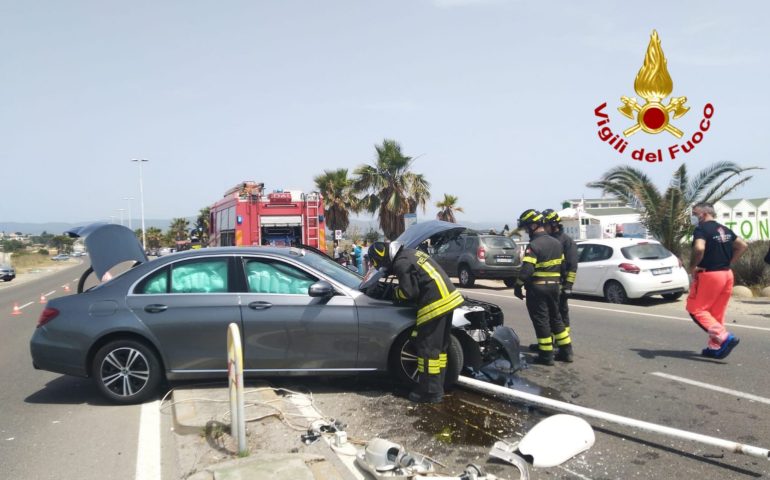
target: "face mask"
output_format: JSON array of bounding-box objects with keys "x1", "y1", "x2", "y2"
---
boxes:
[{"x1": 690, "y1": 215, "x2": 700, "y2": 226}]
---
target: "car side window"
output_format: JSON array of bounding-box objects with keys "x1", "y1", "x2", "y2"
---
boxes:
[
  {"x1": 170, "y1": 259, "x2": 229, "y2": 293},
  {"x1": 597, "y1": 245, "x2": 613, "y2": 261},
  {"x1": 579, "y1": 245, "x2": 602, "y2": 263},
  {"x1": 136, "y1": 267, "x2": 169, "y2": 294},
  {"x1": 244, "y1": 258, "x2": 316, "y2": 294}
]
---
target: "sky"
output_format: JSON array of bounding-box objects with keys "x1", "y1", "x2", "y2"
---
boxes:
[{"x1": 2, "y1": 0, "x2": 769, "y2": 227}]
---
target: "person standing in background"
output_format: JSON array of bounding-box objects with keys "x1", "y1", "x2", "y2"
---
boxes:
[{"x1": 687, "y1": 202, "x2": 748, "y2": 359}]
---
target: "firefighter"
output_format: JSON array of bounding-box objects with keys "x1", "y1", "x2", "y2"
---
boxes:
[
  {"x1": 368, "y1": 241, "x2": 465, "y2": 403},
  {"x1": 542, "y1": 208, "x2": 577, "y2": 362},
  {"x1": 514, "y1": 209, "x2": 572, "y2": 365}
]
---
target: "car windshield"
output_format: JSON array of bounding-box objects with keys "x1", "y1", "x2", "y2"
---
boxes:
[
  {"x1": 482, "y1": 236, "x2": 516, "y2": 249},
  {"x1": 289, "y1": 248, "x2": 363, "y2": 289},
  {"x1": 620, "y1": 243, "x2": 672, "y2": 260}
]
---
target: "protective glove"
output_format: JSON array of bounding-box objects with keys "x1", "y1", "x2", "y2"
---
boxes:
[
  {"x1": 562, "y1": 283, "x2": 573, "y2": 297},
  {"x1": 513, "y1": 285, "x2": 525, "y2": 300}
]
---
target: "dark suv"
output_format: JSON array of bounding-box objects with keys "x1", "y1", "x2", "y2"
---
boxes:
[{"x1": 432, "y1": 232, "x2": 522, "y2": 287}]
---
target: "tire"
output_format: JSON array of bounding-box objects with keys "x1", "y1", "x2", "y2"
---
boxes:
[
  {"x1": 389, "y1": 331, "x2": 464, "y2": 389},
  {"x1": 503, "y1": 278, "x2": 517, "y2": 288},
  {"x1": 603, "y1": 280, "x2": 628, "y2": 304},
  {"x1": 458, "y1": 265, "x2": 476, "y2": 288},
  {"x1": 662, "y1": 292, "x2": 683, "y2": 301},
  {"x1": 92, "y1": 339, "x2": 162, "y2": 404}
]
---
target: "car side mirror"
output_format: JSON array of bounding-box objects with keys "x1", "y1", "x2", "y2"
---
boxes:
[{"x1": 308, "y1": 280, "x2": 335, "y2": 298}]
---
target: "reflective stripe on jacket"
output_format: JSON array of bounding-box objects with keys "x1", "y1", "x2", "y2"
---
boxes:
[
  {"x1": 517, "y1": 231, "x2": 564, "y2": 285},
  {"x1": 392, "y1": 248, "x2": 465, "y2": 326},
  {"x1": 552, "y1": 230, "x2": 578, "y2": 284}
]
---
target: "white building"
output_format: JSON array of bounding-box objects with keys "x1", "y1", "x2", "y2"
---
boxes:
[
  {"x1": 559, "y1": 198, "x2": 644, "y2": 240},
  {"x1": 713, "y1": 198, "x2": 770, "y2": 241}
]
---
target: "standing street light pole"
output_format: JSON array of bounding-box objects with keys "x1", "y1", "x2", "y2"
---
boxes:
[
  {"x1": 118, "y1": 208, "x2": 126, "y2": 226},
  {"x1": 123, "y1": 197, "x2": 134, "y2": 230},
  {"x1": 131, "y1": 159, "x2": 149, "y2": 251}
]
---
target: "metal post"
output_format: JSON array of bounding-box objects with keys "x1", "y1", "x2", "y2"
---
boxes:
[
  {"x1": 227, "y1": 323, "x2": 248, "y2": 456},
  {"x1": 124, "y1": 197, "x2": 134, "y2": 230},
  {"x1": 457, "y1": 376, "x2": 770, "y2": 461},
  {"x1": 131, "y1": 159, "x2": 149, "y2": 251},
  {"x1": 118, "y1": 208, "x2": 125, "y2": 226}
]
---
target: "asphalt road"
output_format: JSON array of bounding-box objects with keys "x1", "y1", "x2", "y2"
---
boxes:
[
  {"x1": 0, "y1": 263, "x2": 177, "y2": 480},
  {"x1": 2, "y1": 266, "x2": 769, "y2": 479}
]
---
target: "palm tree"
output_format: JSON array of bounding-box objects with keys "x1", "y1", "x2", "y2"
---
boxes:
[
  {"x1": 314, "y1": 168, "x2": 359, "y2": 235},
  {"x1": 435, "y1": 194, "x2": 464, "y2": 223},
  {"x1": 353, "y1": 139, "x2": 431, "y2": 240},
  {"x1": 145, "y1": 227, "x2": 164, "y2": 250},
  {"x1": 169, "y1": 218, "x2": 190, "y2": 242},
  {"x1": 195, "y1": 207, "x2": 211, "y2": 246},
  {"x1": 587, "y1": 161, "x2": 761, "y2": 257}
]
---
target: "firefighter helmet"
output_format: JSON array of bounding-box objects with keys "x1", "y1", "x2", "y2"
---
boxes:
[
  {"x1": 542, "y1": 208, "x2": 561, "y2": 226},
  {"x1": 517, "y1": 209, "x2": 543, "y2": 229},
  {"x1": 368, "y1": 242, "x2": 390, "y2": 270}
]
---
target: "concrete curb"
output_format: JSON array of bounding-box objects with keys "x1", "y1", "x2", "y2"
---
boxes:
[{"x1": 170, "y1": 384, "x2": 353, "y2": 480}]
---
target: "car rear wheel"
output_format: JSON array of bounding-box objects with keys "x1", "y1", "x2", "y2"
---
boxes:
[
  {"x1": 92, "y1": 339, "x2": 162, "y2": 404},
  {"x1": 603, "y1": 280, "x2": 628, "y2": 304},
  {"x1": 458, "y1": 265, "x2": 476, "y2": 288},
  {"x1": 390, "y1": 330, "x2": 463, "y2": 389},
  {"x1": 662, "y1": 292, "x2": 683, "y2": 301}
]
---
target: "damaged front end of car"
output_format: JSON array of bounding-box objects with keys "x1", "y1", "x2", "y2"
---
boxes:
[{"x1": 452, "y1": 297, "x2": 523, "y2": 380}]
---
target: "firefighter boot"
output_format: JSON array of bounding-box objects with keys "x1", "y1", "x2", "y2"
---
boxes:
[
  {"x1": 555, "y1": 344, "x2": 574, "y2": 363},
  {"x1": 535, "y1": 350, "x2": 554, "y2": 366}
]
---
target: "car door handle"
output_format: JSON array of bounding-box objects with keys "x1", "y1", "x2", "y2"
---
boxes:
[
  {"x1": 144, "y1": 304, "x2": 168, "y2": 313},
  {"x1": 248, "y1": 301, "x2": 273, "y2": 310}
]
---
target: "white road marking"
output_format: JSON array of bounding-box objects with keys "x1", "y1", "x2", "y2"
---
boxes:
[
  {"x1": 135, "y1": 400, "x2": 161, "y2": 480},
  {"x1": 651, "y1": 372, "x2": 770, "y2": 406},
  {"x1": 19, "y1": 301, "x2": 34, "y2": 310},
  {"x1": 460, "y1": 290, "x2": 770, "y2": 333},
  {"x1": 44, "y1": 290, "x2": 56, "y2": 297}
]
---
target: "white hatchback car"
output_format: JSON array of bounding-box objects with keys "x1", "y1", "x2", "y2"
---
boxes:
[{"x1": 572, "y1": 238, "x2": 689, "y2": 304}]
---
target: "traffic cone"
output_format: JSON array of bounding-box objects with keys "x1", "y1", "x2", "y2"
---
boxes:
[
  {"x1": 63, "y1": 284, "x2": 70, "y2": 292},
  {"x1": 39, "y1": 294, "x2": 46, "y2": 304},
  {"x1": 12, "y1": 303, "x2": 21, "y2": 315}
]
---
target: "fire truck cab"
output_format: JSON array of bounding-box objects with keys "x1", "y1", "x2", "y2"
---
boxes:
[{"x1": 209, "y1": 181, "x2": 326, "y2": 250}]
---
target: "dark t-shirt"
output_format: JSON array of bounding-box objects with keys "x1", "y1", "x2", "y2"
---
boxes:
[{"x1": 693, "y1": 220, "x2": 736, "y2": 271}]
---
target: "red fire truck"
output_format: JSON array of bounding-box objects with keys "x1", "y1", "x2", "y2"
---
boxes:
[{"x1": 209, "y1": 181, "x2": 326, "y2": 249}]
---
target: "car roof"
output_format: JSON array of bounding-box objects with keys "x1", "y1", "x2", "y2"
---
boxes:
[{"x1": 576, "y1": 238, "x2": 660, "y2": 246}]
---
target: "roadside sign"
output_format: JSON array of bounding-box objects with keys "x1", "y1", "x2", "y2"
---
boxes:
[{"x1": 335, "y1": 230, "x2": 342, "y2": 240}]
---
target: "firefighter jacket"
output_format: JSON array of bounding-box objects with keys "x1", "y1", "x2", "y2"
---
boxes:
[
  {"x1": 517, "y1": 231, "x2": 564, "y2": 286},
  {"x1": 552, "y1": 230, "x2": 578, "y2": 285},
  {"x1": 391, "y1": 247, "x2": 465, "y2": 327}
]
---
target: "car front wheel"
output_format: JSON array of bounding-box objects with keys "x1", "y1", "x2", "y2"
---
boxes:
[
  {"x1": 390, "y1": 330, "x2": 463, "y2": 389},
  {"x1": 92, "y1": 339, "x2": 162, "y2": 404},
  {"x1": 604, "y1": 280, "x2": 628, "y2": 304}
]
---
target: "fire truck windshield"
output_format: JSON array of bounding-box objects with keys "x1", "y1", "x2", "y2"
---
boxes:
[{"x1": 289, "y1": 248, "x2": 363, "y2": 289}]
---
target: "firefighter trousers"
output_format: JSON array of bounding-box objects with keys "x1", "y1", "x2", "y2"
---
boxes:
[
  {"x1": 413, "y1": 312, "x2": 452, "y2": 397},
  {"x1": 526, "y1": 283, "x2": 568, "y2": 352},
  {"x1": 686, "y1": 270, "x2": 733, "y2": 349},
  {"x1": 559, "y1": 288, "x2": 570, "y2": 330}
]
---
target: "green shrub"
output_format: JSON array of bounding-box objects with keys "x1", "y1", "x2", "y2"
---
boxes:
[
  {"x1": 732, "y1": 240, "x2": 770, "y2": 287},
  {"x1": 38, "y1": 248, "x2": 49, "y2": 255}
]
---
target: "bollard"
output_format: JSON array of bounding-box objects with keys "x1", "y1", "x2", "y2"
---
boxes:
[{"x1": 227, "y1": 323, "x2": 248, "y2": 456}]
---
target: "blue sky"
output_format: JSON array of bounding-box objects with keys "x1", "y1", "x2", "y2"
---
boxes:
[{"x1": 1, "y1": 0, "x2": 768, "y2": 226}]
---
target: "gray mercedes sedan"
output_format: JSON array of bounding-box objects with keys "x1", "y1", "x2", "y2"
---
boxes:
[{"x1": 31, "y1": 221, "x2": 520, "y2": 404}]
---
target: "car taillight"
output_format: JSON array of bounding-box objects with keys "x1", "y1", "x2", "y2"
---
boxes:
[
  {"x1": 477, "y1": 246, "x2": 486, "y2": 261},
  {"x1": 618, "y1": 263, "x2": 640, "y2": 274},
  {"x1": 37, "y1": 307, "x2": 59, "y2": 328}
]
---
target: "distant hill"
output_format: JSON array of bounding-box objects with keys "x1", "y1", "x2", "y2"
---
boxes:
[
  {"x1": 0, "y1": 219, "x2": 180, "y2": 236},
  {"x1": 2, "y1": 217, "x2": 511, "y2": 237}
]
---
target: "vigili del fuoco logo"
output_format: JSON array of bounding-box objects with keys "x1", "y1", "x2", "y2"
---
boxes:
[{"x1": 594, "y1": 30, "x2": 714, "y2": 163}]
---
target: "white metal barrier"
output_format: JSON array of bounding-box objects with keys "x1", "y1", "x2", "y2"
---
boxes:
[{"x1": 227, "y1": 322, "x2": 247, "y2": 455}]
